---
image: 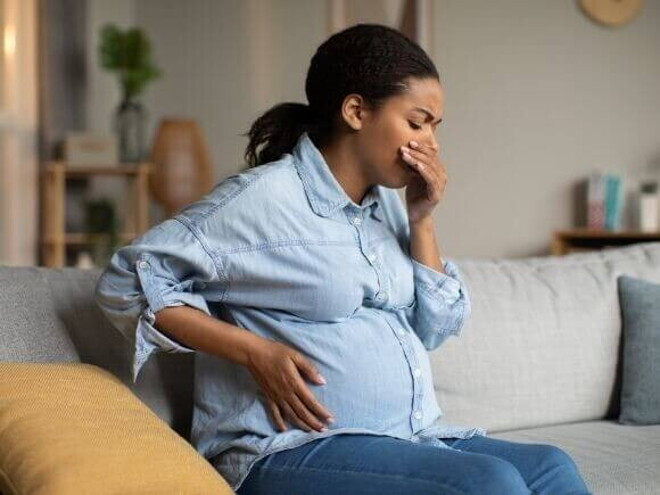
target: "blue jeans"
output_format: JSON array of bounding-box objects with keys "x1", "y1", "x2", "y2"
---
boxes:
[{"x1": 236, "y1": 433, "x2": 592, "y2": 495}]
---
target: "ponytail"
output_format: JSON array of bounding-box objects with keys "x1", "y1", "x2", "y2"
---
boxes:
[{"x1": 242, "y1": 102, "x2": 323, "y2": 168}]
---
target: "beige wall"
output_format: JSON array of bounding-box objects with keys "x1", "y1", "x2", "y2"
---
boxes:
[
  {"x1": 134, "y1": 0, "x2": 327, "y2": 225},
  {"x1": 432, "y1": 0, "x2": 660, "y2": 258},
  {"x1": 130, "y1": 0, "x2": 660, "y2": 258}
]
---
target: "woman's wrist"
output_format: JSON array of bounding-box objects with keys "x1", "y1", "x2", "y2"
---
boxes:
[
  {"x1": 409, "y1": 216, "x2": 434, "y2": 231},
  {"x1": 237, "y1": 331, "x2": 271, "y2": 367}
]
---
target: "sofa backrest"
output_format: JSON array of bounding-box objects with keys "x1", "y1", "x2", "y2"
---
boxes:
[
  {"x1": 0, "y1": 266, "x2": 79, "y2": 363},
  {"x1": 0, "y1": 265, "x2": 194, "y2": 439},
  {"x1": 4, "y1": 241, "x2": 660, "y2": 440},
  {"x1": 431, "y1": 241, "x2": 660, "y2": 433}
]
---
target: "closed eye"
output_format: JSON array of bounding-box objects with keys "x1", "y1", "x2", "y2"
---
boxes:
[{"x1": 408, "y1": 122, "x2": 422, "y2": 130}]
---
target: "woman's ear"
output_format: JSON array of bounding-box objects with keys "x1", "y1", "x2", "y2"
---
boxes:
[{"x1": 340, "y1": 94, "x2": 367, "y2": 131}]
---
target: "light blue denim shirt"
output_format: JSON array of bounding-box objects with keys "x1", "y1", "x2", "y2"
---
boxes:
[{"x1": 94, "y1": 131, "x2": 487, "y2": 491}]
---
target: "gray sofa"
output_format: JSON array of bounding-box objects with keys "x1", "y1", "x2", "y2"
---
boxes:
[{"x1": 2, "y1": 241, "x2": 659, "y2": 494}]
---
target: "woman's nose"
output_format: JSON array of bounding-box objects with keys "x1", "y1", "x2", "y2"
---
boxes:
[{"x1": 426, "y1": 135, "x2": 439, "y2": 153}]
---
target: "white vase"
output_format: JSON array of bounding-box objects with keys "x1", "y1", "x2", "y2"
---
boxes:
[
  {"x1": 75, "y1": 251, "x2": 96, "y2": 269},
  {"x1": 639, "y1": 193, "x2": 660, "y2": 232}
]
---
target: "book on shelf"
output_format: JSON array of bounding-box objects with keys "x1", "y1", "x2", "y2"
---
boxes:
[{"x1": 587, "y1": 172, "x2": 623, "y2": 231}]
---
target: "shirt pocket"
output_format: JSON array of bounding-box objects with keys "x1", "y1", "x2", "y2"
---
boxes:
[{"x1": 220, "y1": 240, "x2": 366, "y2": 322}]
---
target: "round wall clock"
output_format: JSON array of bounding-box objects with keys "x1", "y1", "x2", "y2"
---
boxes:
[{"x1": 578, "y1": 0, "x2": 645, "y2": 27}]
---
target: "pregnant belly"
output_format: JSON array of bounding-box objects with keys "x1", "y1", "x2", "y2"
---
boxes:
[{"x1": 230, "y1": 307, "x2": 423, "y2": 433}]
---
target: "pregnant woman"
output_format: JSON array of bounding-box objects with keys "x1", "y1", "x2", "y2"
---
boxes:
[{"x1": 95, "y1": 23, "x2": 591, "y2": 495}]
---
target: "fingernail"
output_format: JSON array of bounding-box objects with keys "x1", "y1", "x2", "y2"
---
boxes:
[
  {"x1": 327, "y1": 416, "x2": 335, "y2": 423},
  {"x1": 403, "y1": 152, "x2": 412, "y2": 161},
  {"x1": 320, "y1": 426, "x2": 328, "y2": 432},
  {"x1": 401, "y1": 146, "x2": 410, "y2": 153},
  {"x1": 410, "y1": 141, "x2": 419, "y2": 147},
  {"x1": 318, "y1": 374, "x2": 326, "y2": 384}
]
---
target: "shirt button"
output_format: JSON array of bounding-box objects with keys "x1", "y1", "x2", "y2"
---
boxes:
[
  {"x1": 398, "y1": 328, "x2": 406, "y2": 336},
  {"x1": 353, "y1": 216, "x2": 362, "y2": 225},
  {"x1": 377, "y1": 291, "x2": 388, "y2": 301},
  {"x1": 414, "y1": 410, "x2": 423, "y2": 419},
  {"x1": 367, "y1": 253, "x2": 376, "y2": 263},
  {"x1": 138, "y1": 261, "x2": 149, "y2": 270},
  {"x1": 413, "y1": 368, "x2": 421, "y2": 377}
]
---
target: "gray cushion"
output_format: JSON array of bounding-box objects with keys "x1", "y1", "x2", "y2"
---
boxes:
[
  {"x1": 0, "y1": 265, "x2": 80, "y2": 362},
  {"x1": 433, "y1": 242, "x2": 660, "y2": 433},
  {"x1": 491, "y1": 420, "x2": 660, "y2": 495},
  {"x1": 617, "y1": 274, "x2": 660, "y2": 425},
  {"x1": 0, "y1": 265, "x2": 194, "y2": 439}
]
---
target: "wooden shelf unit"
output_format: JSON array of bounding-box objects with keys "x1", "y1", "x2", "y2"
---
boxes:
[
  {"x1": 40, "y1": 161, "x2": 154, "y2": 267},
  {"x1": 552, "y1": 228, "x2": 660, "y2": 255}
]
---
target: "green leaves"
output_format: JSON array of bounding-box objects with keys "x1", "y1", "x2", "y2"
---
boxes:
[{"x1": 98, "y1": 24, "x2": 163, "y2": 101}]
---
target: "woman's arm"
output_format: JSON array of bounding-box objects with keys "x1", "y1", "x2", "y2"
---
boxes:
[
  {"x1": 379, "y1": 187, "x2": 470, "y2": 352},
  {"x1": 406, "y1": 217, "x2": 471, "y2": 351},
  {"x1": 409, "y1": 216, "x2": 445, "y2": 274},
  {"x1": 154, "y1": 304, "x2": 334, "y2": 433},
  {"x1": 153, "y1": 305, "x2": 265, "y2": 367},
  {"x1": 94, "y1": 216, "x2": 220, "y2": 383}
]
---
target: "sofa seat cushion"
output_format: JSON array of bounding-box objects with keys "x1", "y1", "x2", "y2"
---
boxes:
[
  {"x1": 490, "y1": 419, "x2": 660, "y2": 495},
  {"x1": 0, "y1": 362, "x2": 234, "y2": 495}
]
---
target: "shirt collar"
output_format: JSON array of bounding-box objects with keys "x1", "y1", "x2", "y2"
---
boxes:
[{"x1": 292, "y1": 131, "x2": 383, "y2": 221}]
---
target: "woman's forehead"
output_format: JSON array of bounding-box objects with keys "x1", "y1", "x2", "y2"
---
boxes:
[{"x1": 391, "y1": 83, "x2": 443, "y2": 117}]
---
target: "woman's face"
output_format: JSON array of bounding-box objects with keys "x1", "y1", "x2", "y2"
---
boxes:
[{"x1": 348, "y1": 76, "x2": 444, "y2": 189}]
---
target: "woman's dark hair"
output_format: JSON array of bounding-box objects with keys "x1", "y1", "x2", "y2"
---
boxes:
[{"x1": 242, "y1": 23, "x2": 440, "y2": 168}]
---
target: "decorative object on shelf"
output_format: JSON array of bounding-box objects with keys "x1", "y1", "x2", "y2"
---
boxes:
[
  {"x1": 75, "y1": 251, "x2": 96, "y2": 269},
  {"x1": 605, "y1": 174, "x2": 624, "y2": 231},
  {"x1": 578, "y1": 0, "x2": 645, "y2": 27},
  {"x1": 114, "y1": 99, "x2": 147, "y2": 163},
  {"x1": 84, "y1": 198, "x2": 119, "y2": 268},
  {"x1": 586, "y1": 171, "x2": 623, "y2": 231},
  {"x1": 99, "y1": 24, "x2": 162, "y2": 163},
  {"x1": 150, "y1": 119, "x2": 214, "y2": 218},
  {"x1": 638, "y1": 180, "x2": 659, "y2": 232},
  {"x1": 63, "y1": 132, "x2": 118, "y2": 167},
  {"x1": 587, "y1": 172, "x2": 605, "y2": 229}
]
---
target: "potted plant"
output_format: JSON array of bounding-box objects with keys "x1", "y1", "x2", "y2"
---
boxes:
[{"x1": 98, "y1": 24, "x2": 162, "y2": 163}]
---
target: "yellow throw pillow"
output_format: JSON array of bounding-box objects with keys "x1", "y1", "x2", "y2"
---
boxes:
[{"x1": 0, "y1": 362, "x2": 234, "y2": 495}]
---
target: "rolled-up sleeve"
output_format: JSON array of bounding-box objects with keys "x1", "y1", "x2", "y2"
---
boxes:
[
  {"x1": 94, "y1": 216, "x2": 219, "y2": 383},
  {"x1": 409, "y1": 257, "x2": 472, "y2": 351}
]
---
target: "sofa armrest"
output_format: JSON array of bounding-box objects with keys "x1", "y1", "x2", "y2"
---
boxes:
[{"x1": 0, "y1": 362, "x2": 234, "y2": 495}]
